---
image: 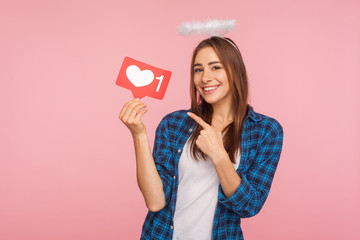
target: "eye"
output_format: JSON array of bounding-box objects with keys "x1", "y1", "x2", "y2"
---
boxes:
[
  {"x1": 212, "y1": 65, "x2": 222, "y2": 70},
  {"x1": 194, "y1": 68, "x2": 203, "y2": 73}
]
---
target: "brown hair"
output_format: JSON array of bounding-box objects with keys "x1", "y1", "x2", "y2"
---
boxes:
[{"x1": 189, "y1": 36, "x2": 249, "y2": 163}]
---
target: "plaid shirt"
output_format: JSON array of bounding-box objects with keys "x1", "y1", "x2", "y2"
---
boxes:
[{"x1": 140, "y1": 105, "x2": 284, "y2": 240}]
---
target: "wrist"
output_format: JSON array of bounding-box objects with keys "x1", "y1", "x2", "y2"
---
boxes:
[
  {"x1": 209, "y1": 148, "x2": 229, "y2": 164},
  {"x1": 132, "y1": 129, "x2": 147, "y2": 139}
]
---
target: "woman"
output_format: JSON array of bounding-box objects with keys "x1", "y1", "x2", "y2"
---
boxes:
[{"x1": 119, "y1": 36, "x2": 284, "y2": 240}]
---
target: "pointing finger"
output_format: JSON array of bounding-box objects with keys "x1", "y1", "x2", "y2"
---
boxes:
[{"x1": 187, "y1": 112, "x2": 210, "y2": 129}]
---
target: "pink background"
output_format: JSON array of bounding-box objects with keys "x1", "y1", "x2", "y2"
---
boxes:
[{"x1": 1, "y1": 0, "x2": 359, "y2": 239}]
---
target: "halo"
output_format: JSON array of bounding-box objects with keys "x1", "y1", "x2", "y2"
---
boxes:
[{"x1": 178, "y1": 19, "x2": 236, "y2": 37}]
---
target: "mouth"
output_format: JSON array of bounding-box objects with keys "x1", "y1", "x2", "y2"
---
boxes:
[{"x1": 203, "y1": 85, "x2": 219, "y2": 94}]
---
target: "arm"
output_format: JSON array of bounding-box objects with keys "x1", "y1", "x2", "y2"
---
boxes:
[
  {"x1": 187, "y1": 112, "x2": 283, "y2": 218},
  {"x1": 211, "y1": 151, "x2": 242, "y2": 199},
  {"x1": 187, "y1": 112, "x2": 242, "y2": 198},
  {"x1": 217, "y1": 120, "x2": 284, "y2": 218},
  {"x1": 119, "y1": 99, "x2": 165, "y2": 212},
  {"x1": 133, "y1": 132, "x2": 166, "y2": 212}
]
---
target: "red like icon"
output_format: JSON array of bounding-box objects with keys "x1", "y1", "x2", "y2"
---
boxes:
[{"x1": 116, "y1": 57, "x2": 172, "y2": 100}]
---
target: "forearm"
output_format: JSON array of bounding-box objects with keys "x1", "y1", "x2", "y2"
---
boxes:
[
  {"x1": 132, "y1": 132, "x2": 165, "y2": 212},
  {"x1": 211, "y1": 151, "x2": 241, "y2": 199}
]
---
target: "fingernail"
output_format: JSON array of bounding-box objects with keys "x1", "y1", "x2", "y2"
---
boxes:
[{"x1": 187, "y1": 112, "x2": 192, "y2": 116}]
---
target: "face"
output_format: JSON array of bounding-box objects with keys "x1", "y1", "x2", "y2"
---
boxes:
[{"x1": 193, "y1": 47, "x2": 233, "y2": 107}]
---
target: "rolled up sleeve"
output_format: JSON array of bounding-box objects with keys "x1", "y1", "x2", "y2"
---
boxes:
[
  {"x1": 152, "y1": 116, "x2": 174, "y2": 206},
  {"x1": 218, "y1": 120, "x2": 284, "y2": 218}
]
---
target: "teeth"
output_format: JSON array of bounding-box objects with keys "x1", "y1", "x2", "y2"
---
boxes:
[{"x1": 204, "y1": 86, "x2": 218, "y2": 91}]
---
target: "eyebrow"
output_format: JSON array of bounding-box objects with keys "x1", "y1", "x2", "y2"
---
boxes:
[{"x1": 193, "y1": 61, "x2": 222, "y2": 67}]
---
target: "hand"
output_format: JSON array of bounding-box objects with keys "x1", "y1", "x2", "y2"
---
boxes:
[
  {"x1": 119, "y1": 99, "x2": 148, "y2": 136},
  {"x1": 187, "y1": 112, "x2": 227, "y2": 161}
]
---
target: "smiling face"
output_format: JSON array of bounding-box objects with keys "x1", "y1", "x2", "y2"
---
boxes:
[{"x1": 193, "y1": 47, "x2": 233, "y2": 107}]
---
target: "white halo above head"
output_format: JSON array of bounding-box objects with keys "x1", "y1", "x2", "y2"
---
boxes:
[{"x1": 177, "y1": 19, "x2": 236, "y2": 37}]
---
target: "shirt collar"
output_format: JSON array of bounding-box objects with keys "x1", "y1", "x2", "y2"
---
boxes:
[{"x1": 246, "y1": 104, "x2": 262, "y2": 122}]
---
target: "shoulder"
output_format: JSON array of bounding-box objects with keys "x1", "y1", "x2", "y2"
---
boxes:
[
  {"x1": 162, "y1": 109, "x2": 191, "y2": 122},
  {"x1": 247, "y1": 105, "x2": 283, "y2": 140},
  {"x1": 154, "y1": 109, "x2": 194, "y2": 143},
  {"x1": 156, "y1": 109, "x2": 192, "y2": 131}
]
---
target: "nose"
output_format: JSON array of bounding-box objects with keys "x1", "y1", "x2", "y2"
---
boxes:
[{"x1": 201, "y1": 68, "x2": 213, "y2": 83}]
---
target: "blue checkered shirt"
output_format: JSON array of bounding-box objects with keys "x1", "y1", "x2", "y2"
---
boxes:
[{"x1": 140, "y1": 105, "x2": 284, "y2": 240}]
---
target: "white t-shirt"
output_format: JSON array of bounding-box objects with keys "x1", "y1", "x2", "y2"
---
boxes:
[{"x1": 172, "y1": 139, "x2": 240, "y2": 240}]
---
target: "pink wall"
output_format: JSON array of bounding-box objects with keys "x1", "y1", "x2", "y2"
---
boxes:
[{"x1": 1, "y1": 0, "x2": 359, "y2": 239}]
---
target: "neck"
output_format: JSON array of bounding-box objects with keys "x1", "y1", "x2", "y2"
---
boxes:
[{"x1": 211, "y1": 100, "x2": 234, "y2": 124}]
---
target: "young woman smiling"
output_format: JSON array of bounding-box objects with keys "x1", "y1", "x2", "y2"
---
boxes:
[{"x1": 119, "y1": 36, "x2": 284, "y2": 240}]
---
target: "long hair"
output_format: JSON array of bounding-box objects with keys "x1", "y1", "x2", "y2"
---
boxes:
[{"x1": 189, "y1": 36, "x2": 249, "y2": 163}]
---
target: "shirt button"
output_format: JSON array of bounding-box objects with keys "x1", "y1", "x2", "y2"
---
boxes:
[
  {"x1": 177, "y1": 149, "x2": 181, "y2": 153},
  {"x1": 173, "y1": 176, "x2": 176, "y2": 180},
  {"x1": 189, "y1": 128, "x2": 193, "y2": 132},
  {"x1": 170, "y1": 225, "x2": 174, "y2": 229}
]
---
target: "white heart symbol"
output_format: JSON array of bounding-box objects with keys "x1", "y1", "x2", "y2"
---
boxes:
[{"x1": 126, "y1": 65, "x2": 154, "y2": 87}]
